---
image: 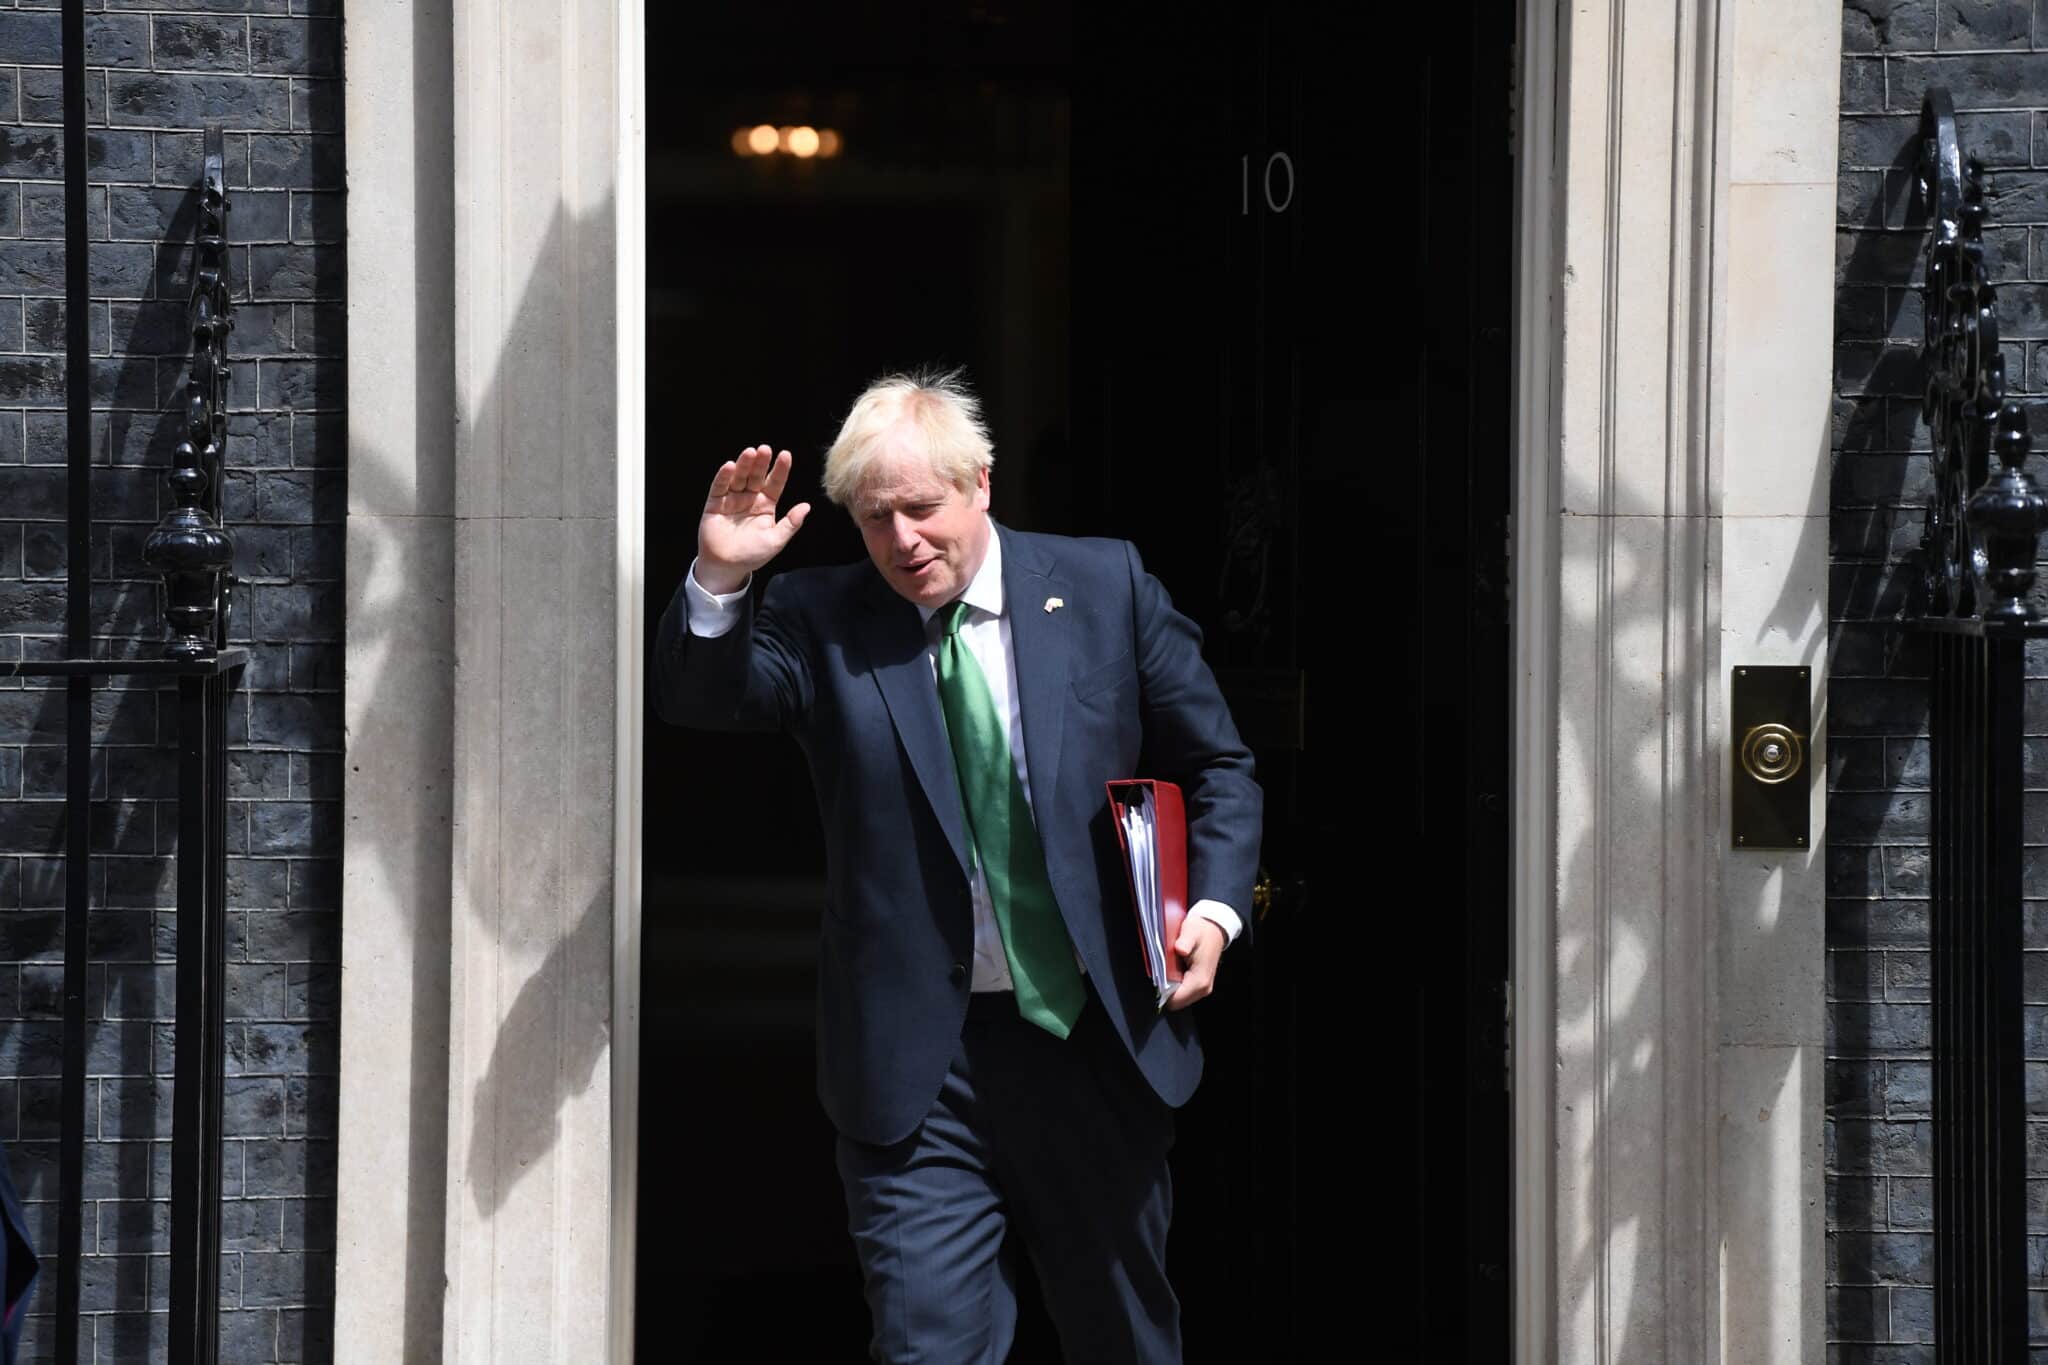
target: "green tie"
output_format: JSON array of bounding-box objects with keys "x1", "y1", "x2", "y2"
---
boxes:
[{"x1": 935, "y1": 598, "x2": 1086, "y2": 1038}]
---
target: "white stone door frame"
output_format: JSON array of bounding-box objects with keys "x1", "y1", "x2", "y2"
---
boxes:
[
  {"x1": 608, "y1": 1, "x2": 647, "y2": 1361},
  {"x1": 1510, "y1": 2, "x2": 1561, "y2": 1352},
  {"x1": 1511, "y1": 0, "x2": 1836, "y2": 1361},
  {"x1": 336, "y1": 0, "x2": 1834, "y2": 1359}
]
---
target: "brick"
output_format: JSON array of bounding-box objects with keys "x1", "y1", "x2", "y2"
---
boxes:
[
  {"x1": 227, "y1": 962, "x2": 287, "y2": 1020},
  {"x1": 1829, "y1": 1058, "x2": 1884, "y2": 1114},
  {"x1": 233, "y1": 525, "x2": 294, "y2": 583},
  {"x1": 1835, "y1": 342, "x2": 1923, "y2": 396},
  {"x1": 0, "y1": 240, "x2": 155, "y2": 298},
  {"x1": 232, "y1": 188, "x2": 292, "y2": 243},
  {"x1": 1832, "y1": 1118, "x2": 1935, "y2": 1174},
  {"x1": 1831, "y1": 948, "x2": 1885, "y2": 1001},
  {"x1": 287, "y1": 190, "x2": 341, "y2": 244},
  {"x1": 18, "y1": 68, "x2": 109, "y2": 130},
  {"x1": 241, "y1": 1137, "x2": 334, "y2": 1196},
  {"x1": 1884, "y1": 1060, "x2": 1932, "y2": 1113},
  {"x1": 153, "y1": 238, "x2": 246, "y2": 306},
  {"x1": 249, "y1": 133, "x2": 340, "y2": 190},
  {"x1": 224, "y1": 1076, "x2": 288, "y2": 1138},
  {"x1": 258, "y1": 358, "x2": 339, "y2": 410},
  {"x1": 241, "y1": 1250, "x2": 331, "y2": 1308},
  {"x1": 1890, "y1": 54, "x2": 2048, "y2": 112},
  {"x1": 281, "y1": 1197, "x2": 333, "y2": 1253},
  {"x1": 287, "y1": 858, "x2": 336, "y2": 910},
  {"x1": 283, "y1": 1074, "x2": 335, "y2": 1139},
  {"x1": 250, "y1": 20, "x2": 340, "y2": 77},
  {"x1": 101, "y1": 1076, "x2": 172, "y2": 1139},
  {"x1": 289, "y1": 412, "x2": 340, "y2": 466},
  {"x1": 1938, "y1": 0, "x2": 2034, "y2": 49},
  {"x1": 286, "y1": 643, "x2": 338, "y2": 691},
  {"x1": 1830, "y1": 1283, "x2": 1887, "y2": 1341},
  {"x1": 153, "y1": 16, "x2": 252, "y2": 73},
  {"x1": 1891, "y1": 1285, "x2": 1935, "y2": 1342},
  {"x1": 290, "y1": 78, "x2": 339, "y2": 134},
  {"x1": 91, "y1": 130, "x2": 156, "y2": 184},
  {"x1": 1841, "y1": 1, "x2": 1936, "y2": 54},
  {"x1": 0, "y1": 127, "x2": 62, "y2": 181},
  {"x1": 222, "y1": 1199, "x2": 284, "y2": 1255},
  {"x1": 1841, "y1": 57, "x2": 1886, "y2": 115},
  {"x1": 217, "y1": 1308, "x2": 279, "y2": 1362},
  {"x1": 103, "y1": 854, "x2": 174, "y2": 906},
  {"x1": 1829, "y1": 681, "x2": 1932, "y2": 737},
  {"x1": 153, "y1": 130, "x2": 253, "y2": 191},
  {"x1": 0, "y1": 11, "x2": 67, "y2": 65},
  {"x1": 241, "y1": 909, "x2": 337, "y2": 961},
  {"x1": 1951, "y1": 110, "x2": 2037, "y2": 167},
  {"x1": 246, "y1": 800, "x2": 336, "y2": 856},
  {"x1": 1831, "y1": 1157, "x2": 1888, "y2": 1222},
  {"x1": 1832, "y1": 1229, "x2": 1936, "y2": 1285},
  {"x1": 229, "y1": 410, "x2": 293, "y2": 467},
  {"x1": 246, "y1": 242, "x2": 340, "y2": 298},
  {"x1": 1834, "y1": 1003, "x2": 1933, "y2": 1051},
  {"x1": 1839, "y1": 116, "x2": 1922, "y2": 173},
  {"x1": 286, "y1": 527, "x2": 339, "y2": 584},
  {"x1": 284, "y1": 961, "x2": 333, "y2": 1019},
  {"x1": 0, "y1": 355, "x2": 62, "y2": 406},
  {"x1": 108, "y1": 73, "x2": 291, "y2": 132},
  {"x1": 254, "y1": 470, "x2": 342, "y2": 524}
]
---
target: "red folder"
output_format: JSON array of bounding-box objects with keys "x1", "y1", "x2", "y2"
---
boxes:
[{"x1": 1106, "y1": 779, "x2": 1188, "y2": 1006}]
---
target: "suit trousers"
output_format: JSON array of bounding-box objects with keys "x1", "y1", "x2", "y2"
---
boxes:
[{"x1": 835, "y1": 990, "x2": 1180, "y2": 1364}]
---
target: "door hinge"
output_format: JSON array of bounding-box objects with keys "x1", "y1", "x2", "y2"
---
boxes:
[{"x1": 1502, "y1": 977, "x2": 1514, "y2": 1093}]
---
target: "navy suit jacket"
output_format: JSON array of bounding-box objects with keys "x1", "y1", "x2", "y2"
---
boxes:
[{"x1": 654, "y1": 523, "x2": 1263, "y2": 1146}]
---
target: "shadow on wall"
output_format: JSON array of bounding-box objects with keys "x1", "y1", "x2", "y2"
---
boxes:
[
  {"x1": 3, "y1": 173, "x2": 344, "y2": 1357},
  {"x1": 341, "y1": 181, "x2": 621, "y2": 1345},
  {"x1": 1548, "y1": 343, "x2": 1832, "y2": 1348},
  {"x1": 1825, "y1": 120, "x2": 1971, "y2": 1329}
]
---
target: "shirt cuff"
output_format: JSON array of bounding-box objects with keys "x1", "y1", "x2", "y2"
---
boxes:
[
  {"x1": 684, "y1": 559, "x2": 751, "y2": 638},
  {"x1": 1187, "y1": 899, "x2": 1242, "y2": 947}
]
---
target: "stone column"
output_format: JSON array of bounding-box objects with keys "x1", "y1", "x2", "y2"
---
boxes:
[
  {"x1": 339, "y1": 0, "x2": 627, "y2": 1359},
  {"x1": 337, "y1": 2, "x2": 459, "y2": 1360},
  {"x1": 1517, "y1": 0, "x2": 1835, "y2": 1359},
  {"x1": 1715, "y1": 1, "x2": 1837, "y2": 1357},
  {"x1": 1545, "y1": 0, "x2": 1724, "y2": 1353},
  {"x1": 441, "y1": 0, "x2": 621, "y2": 1360}
]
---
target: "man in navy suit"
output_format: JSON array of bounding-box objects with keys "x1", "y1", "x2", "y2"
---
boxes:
[{"x1": 654, "y1": 370, "x2": 1261, "y2": 1363}]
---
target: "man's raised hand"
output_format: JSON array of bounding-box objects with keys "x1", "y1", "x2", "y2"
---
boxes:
[{"x1": 697, "y1": 445, "x2": 812, "y2": 594}]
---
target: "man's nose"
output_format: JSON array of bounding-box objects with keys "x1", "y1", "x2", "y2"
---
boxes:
[{"x1": 890, "y1": 514, "x2": 920, "y2": 553}]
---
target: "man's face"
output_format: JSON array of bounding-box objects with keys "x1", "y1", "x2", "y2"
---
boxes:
[{"x1": 853, "y1": 446, "x2": 992, "y2": 609}]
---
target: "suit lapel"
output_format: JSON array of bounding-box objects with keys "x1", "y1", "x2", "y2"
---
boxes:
[
  {"x1": 999, "y1": 525, "x2": 1071, "y2": 814},
  {"x1": 858, "y1": 575, "x2": 974, "y2": 880}
]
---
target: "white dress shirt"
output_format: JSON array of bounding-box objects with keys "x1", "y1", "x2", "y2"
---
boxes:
[{"x1": 683, "y1": 533, "x2": 1243, "y2": 994}]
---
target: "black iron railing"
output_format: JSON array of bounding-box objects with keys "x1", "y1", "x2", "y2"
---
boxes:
[
  {"x1": 0, "y1": 7, "x2": 243, "y2": 1361},
  {"x1": 1899, "y1": 86, "x2": 2043, "y2": 1362}
]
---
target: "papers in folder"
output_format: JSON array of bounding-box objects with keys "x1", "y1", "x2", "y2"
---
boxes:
[{"x1": 1106, "y1": 779, "x2": 1189, "y2": 1010}]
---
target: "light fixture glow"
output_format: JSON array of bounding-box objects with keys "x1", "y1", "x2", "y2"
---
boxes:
[{"x1": 731, "y1": 124, "x2": 843, "y2": 159}]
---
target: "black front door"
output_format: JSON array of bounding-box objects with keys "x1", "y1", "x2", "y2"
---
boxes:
[
  {"x1": 1066, "y1": 4, "x2": 1515, "y2": 1355},
  {"x1": 639, "y1": 4, "x2": 1514, "y2": 1358}
]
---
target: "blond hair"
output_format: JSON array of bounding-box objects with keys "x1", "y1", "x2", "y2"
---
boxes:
[{"x1": 821, "y1": 367, "x2": 994, "y2": 507}]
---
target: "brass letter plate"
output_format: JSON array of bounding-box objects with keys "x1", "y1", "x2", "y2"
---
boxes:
[{"x1": 1731, "y1": 665, "x2": 1811, "y2": 849}]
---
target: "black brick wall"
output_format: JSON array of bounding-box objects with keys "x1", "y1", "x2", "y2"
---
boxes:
[
  {"x1": 0, "y1": 3, "x2": 342, "y2": 1361},
  {"x1": 1829, "y1": 1, "x2": 2048, "y2": 1357}
]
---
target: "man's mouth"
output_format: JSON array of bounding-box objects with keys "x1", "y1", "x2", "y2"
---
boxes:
[{"x1": 900, "y1": 558, "x2": 935, "y2": 575}]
